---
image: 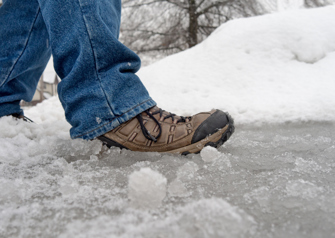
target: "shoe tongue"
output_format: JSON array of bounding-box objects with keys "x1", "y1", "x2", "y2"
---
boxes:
[
  {"x1": 149, "y1": 106, "x2": 160, "y2": 113},
  {"x1": 148, "y1": 106, "x2": 183, "y2": 123}
]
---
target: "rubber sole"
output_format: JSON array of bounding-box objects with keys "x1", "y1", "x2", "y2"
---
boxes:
[{"x1": 98, "y1": 112, "x2": 235, "y2": 155}]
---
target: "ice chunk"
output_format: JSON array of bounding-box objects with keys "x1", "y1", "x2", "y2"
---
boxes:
[
  {"x1": 128, "y1": 168, "x2": 167, "y2": 209},
  {"x1": 200, "y1": 146, "x2": 221, "y2": 163},
  {"x1": 200, "y1": 147, "x2": 231, "y2": 168}
]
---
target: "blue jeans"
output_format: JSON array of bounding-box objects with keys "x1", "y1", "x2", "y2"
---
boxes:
[{"x1": 0, "y1": 0, "x2": 156, "y2": 140}]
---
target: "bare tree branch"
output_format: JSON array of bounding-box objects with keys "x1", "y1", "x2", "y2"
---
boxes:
[{"x1": 120, "y1": 0, "x2": 334, "y2": 60}]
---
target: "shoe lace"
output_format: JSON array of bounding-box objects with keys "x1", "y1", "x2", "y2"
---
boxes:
[
  {"x1": 136, "y1": 108, "x2": 190, "y2": 142},
  {"x1": 11, "y1": 113, "x2": 34, "y2": 123}
]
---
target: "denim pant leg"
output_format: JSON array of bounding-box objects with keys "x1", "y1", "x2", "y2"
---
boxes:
[
  {"x1": 1, "y1": 0, "x2": 156, "y2": 140},
  {"x1": 0, "y1": 0, "x2": 51, "y2": 117},
  {"x1": 38, "y1": 0, "x2": 156, "y2": 140}
]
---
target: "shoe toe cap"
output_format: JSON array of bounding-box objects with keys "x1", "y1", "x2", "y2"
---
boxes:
[{"x1": 191, "y1": 110, "x2": 229, "y2": 144}]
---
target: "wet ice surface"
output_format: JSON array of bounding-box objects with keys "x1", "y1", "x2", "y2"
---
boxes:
[{"x1": 1, "y1": 118, "x2": 335, "y2": 238}]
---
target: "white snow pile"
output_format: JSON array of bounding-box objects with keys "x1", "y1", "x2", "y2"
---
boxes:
[
  {"x1": 139, "y1": 6, "x2": 335, "y2": 124},
  {"x1": 1, "y1": 6, "x2": 335, "y2": 238}
]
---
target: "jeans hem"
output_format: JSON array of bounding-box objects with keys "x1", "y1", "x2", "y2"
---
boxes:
[
  {"x1": 72, "y1": 98, "x2": 156, "y2": 140},
  {"x1": 0, "y1": 101, "x2": 23, "y2": 117}
]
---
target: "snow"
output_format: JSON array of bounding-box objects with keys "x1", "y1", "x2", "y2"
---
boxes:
[
  {"x1": 43, "y1": 56, "x2": 57, "y2": 84},
  {"x1": 43, "y1": 92, "x2": 52, "y2": 99},
  {"x1": 138, "y1": 6, "x2": 335, "y2": 124},
  {"x1": 1, "y1": 6, "x2": 335, "y2": 238}
]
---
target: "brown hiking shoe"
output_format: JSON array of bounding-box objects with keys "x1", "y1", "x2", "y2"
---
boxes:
[{"x1": 98, "y1": 107, "x2": 234, "y2": 154}]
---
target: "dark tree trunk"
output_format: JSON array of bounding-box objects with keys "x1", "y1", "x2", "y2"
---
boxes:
[{"x1": 187, "y1": 0, "x2": 198, "y2": 48}]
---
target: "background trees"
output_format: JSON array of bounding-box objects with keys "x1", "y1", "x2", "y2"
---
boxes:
[
  {"x1": 120, "y1": 0, "x2": 334, "y2": 64},
  {"x1": 120, "y1": 0, "x2": 265, "y2": 58},
  {"x1": 304, "y1": 0, "x2": 335, "y2": 7}
]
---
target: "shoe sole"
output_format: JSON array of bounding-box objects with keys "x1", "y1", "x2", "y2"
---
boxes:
[{"x1": 98, "y1": 113, "x2": 235, "y2": 155}]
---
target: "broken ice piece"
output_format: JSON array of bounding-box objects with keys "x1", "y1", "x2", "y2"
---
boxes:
[
  {"x1": 200, "y1": 146, "x2": 221, "y2": 163},
  {"x1": 128, "y1": 167, "x2": 167, "y2": 209}
]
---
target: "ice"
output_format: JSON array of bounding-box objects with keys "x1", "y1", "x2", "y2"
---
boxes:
[
  {"x1": 168, "y1": 162, "x2": 199, "y2": 197},
  {"x1": 293, "y1": 157, "x2": 325, "y2": 174},
  {"x1": 1, "y1": 116, "x2": 335, "y2": 237},
  {"x1": 128, "y1": 168, "x2": 167, "y2": 209},
  {"x1": 59, "y1": 198, "x2": 255, "y2": 238},
  {"x1": 168, "y1": 179, "x2": 189, "y2": 197},
  {"x1": 58, "y1": 175, "x2": 79, "y2": 196},
  {"x1": 244, "y1": 186, "x2": 271, "y2": 212},
  {"x1": 176, "y1": 161, "x2": 199, "y2": 181},
  {"x1": 0, "y1": 179, "x2": 22, "y2": 204},
  {"x1": 171, "y1": 198, "x2": 256, "y2": 238},
  {"x1": 286, "y1": 179, "x2": 324, "y2": 199}
]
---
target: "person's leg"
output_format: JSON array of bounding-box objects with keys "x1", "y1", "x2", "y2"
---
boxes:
[
  {"x1": 37, "y1": 0, "x2": 156, "y2": 140},
  {"x1": 0, "y1": 0, "x2": 234, "y2": 153},
  {"x1": 0, "y1": 0, "x2": 51, "y2": 117}
]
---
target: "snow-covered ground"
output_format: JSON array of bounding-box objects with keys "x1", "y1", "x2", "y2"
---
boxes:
[{"x1": 1, "y1": 6, "x2": 335, "y2": 238}]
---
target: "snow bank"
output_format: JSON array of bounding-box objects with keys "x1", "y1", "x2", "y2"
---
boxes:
[{"x1": 139, "y1": 6, "x2": 335, "y2": 124}]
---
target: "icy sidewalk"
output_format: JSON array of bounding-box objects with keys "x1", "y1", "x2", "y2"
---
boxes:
[{"x1": 1, "y1": 112, "x2": 334, "y2": 237}]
